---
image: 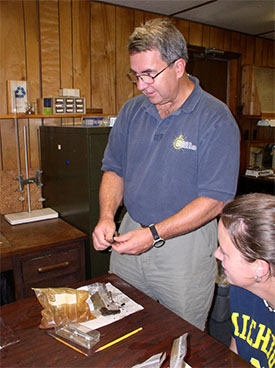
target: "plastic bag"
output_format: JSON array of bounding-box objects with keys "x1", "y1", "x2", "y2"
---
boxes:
[
  {"x1": 170, "y1": 333, "x2": 188, "y2": 368},
  {"x1": 33, "y1": 287, "x2": 95, "y2": 329}
]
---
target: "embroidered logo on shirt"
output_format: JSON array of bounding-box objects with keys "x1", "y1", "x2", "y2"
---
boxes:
[{"x1": 173, "y1": 134, "x2": 197, "y2": 151}]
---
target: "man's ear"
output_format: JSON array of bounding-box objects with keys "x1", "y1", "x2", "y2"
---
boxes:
[
  {"x1": 175, "y1": 58, "x2": 186, "y2": 78},
  {"x1": 255, "y1": 259, "x2": 270, "y2": 279}
]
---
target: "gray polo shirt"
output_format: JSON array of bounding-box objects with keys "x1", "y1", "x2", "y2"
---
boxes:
[{"x1": 102, "y1": 76, "x2": 240, "y2": 225}]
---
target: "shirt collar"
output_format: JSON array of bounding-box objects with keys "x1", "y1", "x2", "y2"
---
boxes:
[
  {"x1": 179, "y1": 75, "x2": 202, "y2": 114},
  {"x1": 142, "y1": 74, "x2": 202, "y2": 118}
]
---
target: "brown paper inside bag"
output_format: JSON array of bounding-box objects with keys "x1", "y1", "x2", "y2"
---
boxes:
[{"x1": 33, "y1": 287, "x2": 95, "y2": 329}]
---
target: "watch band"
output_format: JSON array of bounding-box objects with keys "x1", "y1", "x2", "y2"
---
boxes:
[
  {"x1": 148, "y1": 224, "x2": 165, "y2": 248},
  {"x1": 149, "y1": 224, "x2": 160, "y2": 241}
]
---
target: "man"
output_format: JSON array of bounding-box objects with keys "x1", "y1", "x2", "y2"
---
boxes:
[{"x1": 92, "y1": 18, "x2": 240, "y2": 330}]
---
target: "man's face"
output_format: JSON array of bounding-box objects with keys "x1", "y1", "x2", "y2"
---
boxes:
[{"x1": 130, "y1": 49, "x2": 179, "y2": 106}]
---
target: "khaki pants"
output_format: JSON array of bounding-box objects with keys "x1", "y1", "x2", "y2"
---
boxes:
[{"x1": 110, "y1": 212, "x2": 217, "y2": 331}]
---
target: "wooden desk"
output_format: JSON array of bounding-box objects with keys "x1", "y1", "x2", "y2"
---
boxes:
[
  {"x1": 237, "y1": 175, "x2": 275, "y2": 195},
  {"x1": 0, "y1": 273, "x2": 250, "y2": 367},
  {"x1": 0, "y1": 216, "x2": 87, "y2": 300}
]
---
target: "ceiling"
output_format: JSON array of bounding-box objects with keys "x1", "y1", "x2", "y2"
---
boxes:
[{"x1": 95, "y1": 0, "x2": 275, "y2": 40}]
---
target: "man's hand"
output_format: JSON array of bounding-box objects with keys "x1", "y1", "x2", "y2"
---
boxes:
[
  {"x1": 111, "y1": 227, "x2": 154, "y2": 255},
  {"x1": 92, "y1": 218, "x2": 117, "y2": 251}
]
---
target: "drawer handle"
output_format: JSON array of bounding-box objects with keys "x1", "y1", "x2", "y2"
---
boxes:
[{"x1": 38, "y1": 261, "x2": 69, "y2": 273}]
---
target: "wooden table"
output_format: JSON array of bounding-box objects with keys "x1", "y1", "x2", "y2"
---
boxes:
[
  {"x1": 237, "y1": 175, "x2": 275, "y2": 195},
  {"x1": 0, "y1": 273, "x2": 250, "y2": 367},
  {"x1": 0, "y1": 216, "x2": 87, "y2": 300}
]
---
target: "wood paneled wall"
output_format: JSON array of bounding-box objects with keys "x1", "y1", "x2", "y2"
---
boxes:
[{"x1": 0, "y1": 0, "x2": 274, "y2": 214}]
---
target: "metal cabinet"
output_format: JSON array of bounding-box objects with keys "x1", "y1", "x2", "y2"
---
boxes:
[{"x1": 40, "y1": 126, "x2": 111, "y2": 278}]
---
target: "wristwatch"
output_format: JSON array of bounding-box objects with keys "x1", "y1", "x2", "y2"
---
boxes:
[{"x1": 149, "y1": 224, "x2": 165, "y2": 248}]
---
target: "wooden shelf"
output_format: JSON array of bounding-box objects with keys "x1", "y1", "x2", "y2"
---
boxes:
[
  {"x1": 0, "y1": 112, "x2": 103, "y2": 119},
  {"x1": 242, "y1": 113, "x2": 275, "y2": 120}
]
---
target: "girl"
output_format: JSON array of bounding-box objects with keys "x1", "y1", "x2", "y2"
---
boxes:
[{"x1": 215, "y1": 193, "x2": 275, "y2": 368}]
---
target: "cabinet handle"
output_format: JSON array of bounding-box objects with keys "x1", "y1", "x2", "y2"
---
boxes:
[{"x1": 38, "y1": 261, "x2": 69, "y2": 273}]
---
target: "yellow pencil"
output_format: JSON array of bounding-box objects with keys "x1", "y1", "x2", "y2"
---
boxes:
[
  {"x1": 50, "y1": 334, "x2": 88, "y2": 357},
  {"x1": 95, "y1": 327, "x2": 143, "y2": 352}
]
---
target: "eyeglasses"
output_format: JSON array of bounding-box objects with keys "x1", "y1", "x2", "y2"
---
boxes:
[{"x1": 126, "y1": 59, "x2": 178, "y2": 85}]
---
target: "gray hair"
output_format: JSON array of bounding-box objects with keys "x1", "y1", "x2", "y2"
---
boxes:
[
  {"x1": 221, "y1": 193, "x2": 275, "y2": 276},
  {"x1": 128, "y1": 18, "x2": 188, "y2": 63}
]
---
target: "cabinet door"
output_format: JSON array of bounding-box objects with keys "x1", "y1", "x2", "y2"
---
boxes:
[
  {"x1": 88, "y1": 131, "x2": 111, "y2": 278},
  {"x1": 40, "y1": 128, "x2": 90, "y2": 231},
  {"x1": 40, "y1": 126, "x2": 111, "y2": 279},
  {"x1": 88, "y1": 131, "x2": 110, "y2": 190}
]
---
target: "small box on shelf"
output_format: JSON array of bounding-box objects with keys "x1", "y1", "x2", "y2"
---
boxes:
[{"x1": 37, "y1": 97, "x2": 86, "y2": 114}]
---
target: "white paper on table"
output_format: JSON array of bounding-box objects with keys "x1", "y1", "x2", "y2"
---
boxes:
[
  {"x1": 75, "y1": 283, "x2": 144, "y2": 331},
  {"x1": 131, "y1": 352, "x2": 166, "y2": 368},
  {"x1": 131, "y1": 353, "x2": 192, "y2": 368}
]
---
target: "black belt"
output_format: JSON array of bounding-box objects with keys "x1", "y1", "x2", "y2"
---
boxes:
[{"x1": 140, "y1": 223, "x2": 147, "y2": 228}]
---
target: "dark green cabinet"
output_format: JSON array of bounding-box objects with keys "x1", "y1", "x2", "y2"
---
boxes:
[{"x1": 40, "y1": 126, "x2": 111, "y2": 278}]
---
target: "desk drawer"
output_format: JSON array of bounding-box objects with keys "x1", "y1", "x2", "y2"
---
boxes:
[{"x1": 21, "y1": 246, "x2": 81, "y2": 284}]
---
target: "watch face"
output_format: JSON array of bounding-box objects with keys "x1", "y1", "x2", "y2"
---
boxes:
[{"x1": 153, "y1": 239, "x2": 165, "y2": 248}]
